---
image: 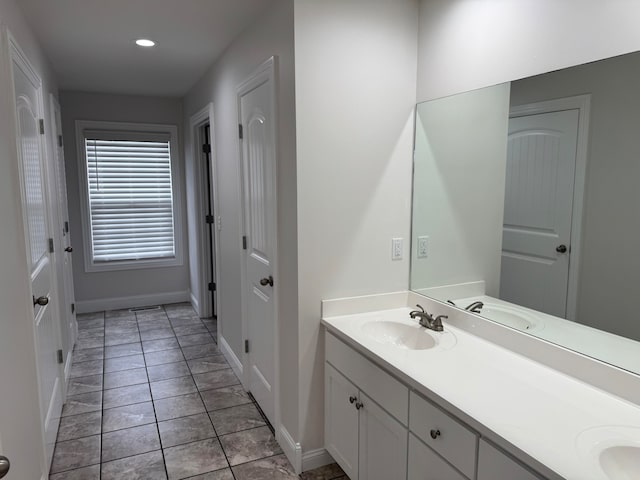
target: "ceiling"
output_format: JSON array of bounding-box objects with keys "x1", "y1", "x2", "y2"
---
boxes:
[{"x1": 19, "y1": 0, "x2": 271, "y2": 97}]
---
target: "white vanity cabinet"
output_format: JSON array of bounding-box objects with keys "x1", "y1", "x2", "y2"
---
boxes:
[
  {"x1": 325, "y1": 331, "x2": 548, "y2": 480},
  {"x1": 325, "y1": 335, "x2": 409, "y2": 480},
  {"x1": 478, "y1": 440, "x2": 544, "y2": 480}
]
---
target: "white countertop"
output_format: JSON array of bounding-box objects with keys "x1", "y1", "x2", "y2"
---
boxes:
[{"x1": 321, "y1": 306, "x2": 640, "y2": 480}]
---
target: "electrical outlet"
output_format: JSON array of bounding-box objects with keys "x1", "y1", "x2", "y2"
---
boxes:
[
  {"x1": 418, "y1": 236, "x2": 429, "y2": 258},
  {"x1": 392, "y1": 238, "x2": 403, "y2": 260}
]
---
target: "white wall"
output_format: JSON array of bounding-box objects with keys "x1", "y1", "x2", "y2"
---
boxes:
[
  {"x1": 59, "y1": 91, "x2": 189, "y2": 312},
  {"x1": 294, "y1": 0, "x2": 419, "y2": 454},
  {"x1": 0, "y1": 0, "x2": 58, "y2": 477},
  {"x1": 183, "y1": 0, "x2": 299, "y2": 451},
  {"x1": 417, "y1": 0, "x2": 640, "y2": 102},
  {"x1": 510, "y1": 52, "x2": 640, "y2": 341},
  {"x1": 411, "y1": 83, "x2": 510, "y2": 298}
]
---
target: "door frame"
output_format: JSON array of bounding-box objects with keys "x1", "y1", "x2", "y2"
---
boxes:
[
  {"x1": 509, "y1": 94, "x2": 591, "y2": 321},
  {"x1": 189, "y1": 103, "x2": 220, "y2": 320},
  {"x1": 49, "y1": 93, "x2": 76, "y2": 390},
  {"x1": 236, "y1": 56, "x2": 281, "y2": 430},
  {"x1": 7, "y1": 29, "x2": 64, "y2": 471}
]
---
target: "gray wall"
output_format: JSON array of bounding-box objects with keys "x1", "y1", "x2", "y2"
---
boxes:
[
  {"x1": 183, "y1": 0, "x2": 299, "y2": 448},
  {"x1": 59, "y1": 91, "x2": 189, "y2": 312},
  {"x1": 417, "y1": 0, "x2": 640, "y2": 102},
  {"x1": 510, "y1": 52, "x2": 640, "y2": 341}
]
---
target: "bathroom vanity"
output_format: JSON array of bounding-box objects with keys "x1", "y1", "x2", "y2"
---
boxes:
[{"x1": 322, "y1": 292, "x2": 640, "y2": 480}]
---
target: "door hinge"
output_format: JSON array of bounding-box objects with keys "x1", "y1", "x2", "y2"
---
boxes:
[
  {"x1": 208, "y1": 282, "x2": 216, "y2": 292},
  {"x1": 242, "y1": 236, "x2": 247, "y2": 250},
  {"x1": 58, "y1": 135, "x2": 63, "y2": 147},
  {"x1": 39, "y1": 119, "x2": 45, "y2": 135},
  {"x1": 57, "y1": 349, "x2": 63, "y2": 364},
  {"x1": 202, "y1": 143, "x2": 211, "y2": 154},
  {"x1": 238, "y1": 124, "x2": 243, "y2": 140},
  {"x1": 244, "y1": 340, "x2": 249, "y2": 353},
  {"x1": 48, "y1": 238, "x2": 54, "y2": 253},
  {"x1": 71, "y1": 303, "x2": 75, "y2": 314},
  {"x1": 206, "y1": 215, "x2": 214, "y2": 224},
  {"x1": 64, "y1": 221, "x2": 69, "y2": 233}
]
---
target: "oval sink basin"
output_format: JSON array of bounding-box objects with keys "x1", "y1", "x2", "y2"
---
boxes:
[
  {"x1": 600, "y1": 446, "x2": 640, "y2": 480},
  {"x1": 577, "y1": 426, "x2": 640, "y2": 480},
  {"x1": 480, "y1": 303, "x2": 539, "y2": 331},
  {"x1": 361, "y1": 321, "x2": 437, "y2": 350}
]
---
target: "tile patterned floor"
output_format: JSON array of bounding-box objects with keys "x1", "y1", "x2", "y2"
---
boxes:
[{"x1": 51, "y1": 303, "x2": 347, "y2": 480}]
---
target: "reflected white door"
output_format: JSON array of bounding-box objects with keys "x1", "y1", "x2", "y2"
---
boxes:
[
  {"x1": 11, "y1": 43, "x2": 63, "y2": 467},
  {"x1": 239, "y1": 59, "x2": 277, "y2": 424},
  {"x1": 50, "y1": 94, "x2": 77, "y2": 374},
  {"x1": 501, "y1": 109, "x2": 579, "y2": 317}
]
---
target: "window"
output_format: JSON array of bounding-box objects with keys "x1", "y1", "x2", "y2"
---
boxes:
[{"x1": 77, "y1": 121, "x2": 182, "y2": 271}]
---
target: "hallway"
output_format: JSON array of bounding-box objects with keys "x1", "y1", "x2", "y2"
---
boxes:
[{"x1": 49, "y1": 303, "x2": 346, "y2": 480}]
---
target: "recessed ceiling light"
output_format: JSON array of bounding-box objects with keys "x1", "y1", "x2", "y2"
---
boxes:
[{"x1": 135, "y1": 39, "x2": 156, "y2": 47}]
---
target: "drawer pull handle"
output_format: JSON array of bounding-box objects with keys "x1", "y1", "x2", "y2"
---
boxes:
[
  {"x1": 355, "y1": 401, "x2": 364, "y2": 410},
  {"x1": 349, "y1": 396, "x2": 357, "y2": 404},
  {"x1": 430, "y1": 429, "x2": 441, "y2": 439}
]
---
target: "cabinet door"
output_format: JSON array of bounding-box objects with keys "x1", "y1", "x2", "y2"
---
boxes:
[
  {"x1": 325, "y1": 364, "x2": 359, "y2": 479},
  {"x1": 478, "y1": 440, "x2": 544, "y2": 480},
  {"x1": 408, "y1": 433, "x2": 467, "y2": 480},
  {"x1": 358, "y1": 392, "x2": 408, "y2": 480}
]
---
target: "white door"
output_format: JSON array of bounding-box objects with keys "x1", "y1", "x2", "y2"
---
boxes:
[
  {"x1": 325, "y1": 365, "x2": 359, "y2": 479},
  {"x1": 50, "y1": 95, "x2": 76, "y2": 378},
  {"x1": 11, "y1": 41, "x2": 63, "y2": 467},
  {"x1": 239, "y1": 58, "x2": 278, "y2": 424},
  {"x1": 500, "y1": 109, "x2": 579, "y2": 317},
  {"x1": 358, "y1": 392, "x2": 408, "y2": 480}
]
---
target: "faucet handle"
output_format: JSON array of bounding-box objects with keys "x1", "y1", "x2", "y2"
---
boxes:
[
  {"x1": 414, "y1": 304, "x2": 425, "y2": 313},
  {"x1": 435, "y1": 315, "x2": 448, "y2": 322}
]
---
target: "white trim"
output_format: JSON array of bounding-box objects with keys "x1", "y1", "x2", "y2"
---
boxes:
[
  {"x1": 188, "y1": 103, "x2": 219, "y2": 319},
  {"x1": 302, "y1": 448, "x2": 335, "y2": 473},
  {"x1": 189, "y1": 290, "x2": 200, "y2": 315},
  {"x1": 74, "y1": 120, "x2": 184, "y2": 273},
  {"x1": 277, "y1": 424, "x2": 302, "y2": 473},
  {"x1": 510, "y1": 94, "x2": 591, "y2": 322},
  {"x1": 218, "y1": 335, "x2": 244, "y2": 380},
  {"x1": 237, "y1": 56, "x2": 281, "y2": 433},
  {"x1": 75, "y1": 290, "x2": 189, "y2": 313}
]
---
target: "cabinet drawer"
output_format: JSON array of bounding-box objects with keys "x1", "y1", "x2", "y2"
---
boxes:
[
  {"x1": 408, "y1": 434, "x2": 468, "y2": 480},
  {"x1": 326, "y1": 332, "x2": 409, "y2": 425},
  {"x1": 409, "y1": 392, "x2": 477, "y2": 479},
  {"x1": 478, "y1": 440, "x2": 544, "y2": 480}
]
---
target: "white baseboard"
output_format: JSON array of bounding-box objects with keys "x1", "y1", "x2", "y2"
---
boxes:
[
  {"x1": 302, "y1": 448, "x2": 334, "y2": 472},
  {"x1": 189, "y1": 290, "x2": 200, "y2": 317},
  {"x1": 63, "y1": 351, "x2": 73, "y2": 393},
  {"x1": 76, "y1": 290, "x2": 190, "y2": 313},
  {"x1": 219, "y1": 335, "x2": 243, "y2": 380},
  {"x1": 277, "y1": 424, "x2": 302, "y2": 473}
]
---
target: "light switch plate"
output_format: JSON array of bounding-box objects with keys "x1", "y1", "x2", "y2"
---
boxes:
[
  {"x1": 392, "y1": 238, "x2": 403, "y2": 260},
  {"x1": 418, "y1": 236, "x2": 429, "y2": 258}
]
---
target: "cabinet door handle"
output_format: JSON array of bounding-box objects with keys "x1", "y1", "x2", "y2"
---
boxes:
[
  {"x1": 355, "y1": 401, "x2": 364, "y2": 410},
  {"x1": 430, "y1": 429, "x2": 441, "y2": 439},
  {"x1": 349, "y1": 396, "x2": 357, "y2": 404}
]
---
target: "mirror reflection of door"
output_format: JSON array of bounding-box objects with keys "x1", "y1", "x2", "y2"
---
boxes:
[{"x1": 500, "y1": 108, "x2": 580, "y2": 318}]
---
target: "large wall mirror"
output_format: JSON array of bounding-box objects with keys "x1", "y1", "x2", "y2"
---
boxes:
[{"x1": 411, "y1": 50, "x2": 640, "y2": 375}]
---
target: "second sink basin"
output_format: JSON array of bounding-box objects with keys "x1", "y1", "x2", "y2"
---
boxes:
[
  {"x1": 600, "y1": 446, "x2": 640, "y2": 480},
  {"x1": 360, "y1": 320, "x2": 455, "y2": 351},
  {"x1": 577, "y1": 426, "x2": 640, "y2": 480}
]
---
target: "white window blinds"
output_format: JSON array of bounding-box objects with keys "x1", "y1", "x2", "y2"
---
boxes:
[{"x1": 84, "y1": 131, "x2": 176, "y2": 263}]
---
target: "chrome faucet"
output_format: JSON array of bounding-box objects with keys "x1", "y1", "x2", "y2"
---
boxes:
[
  {"x1": 409, "y1": 304, "x2": 447, "y2": 332},
  {"x1": 464, "y1": 301, "x2": 484, "y2": 313}
]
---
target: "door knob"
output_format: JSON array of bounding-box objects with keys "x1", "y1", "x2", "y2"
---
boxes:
[
  {"x1": 430, "y1": 429, "x2": 441, "y2": 440},
  {"x1": 0, "y1": 456, "x2": 10, "y2": 479},
  {"x1": 349, "y1": 396, "x2": 357, "y2": 404},
  {"x1": 556, "y1": 244, "x2": 568, "y2": 254},
  {"x1": 33, "y1": 295, "x2": 49, "y2": 306},
  {"x1": 65, "y1": 246, "x2": 73, "y2": 252},
  {"x1": 259, "y1": 276, "x2": 274, "y2": 287}
]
